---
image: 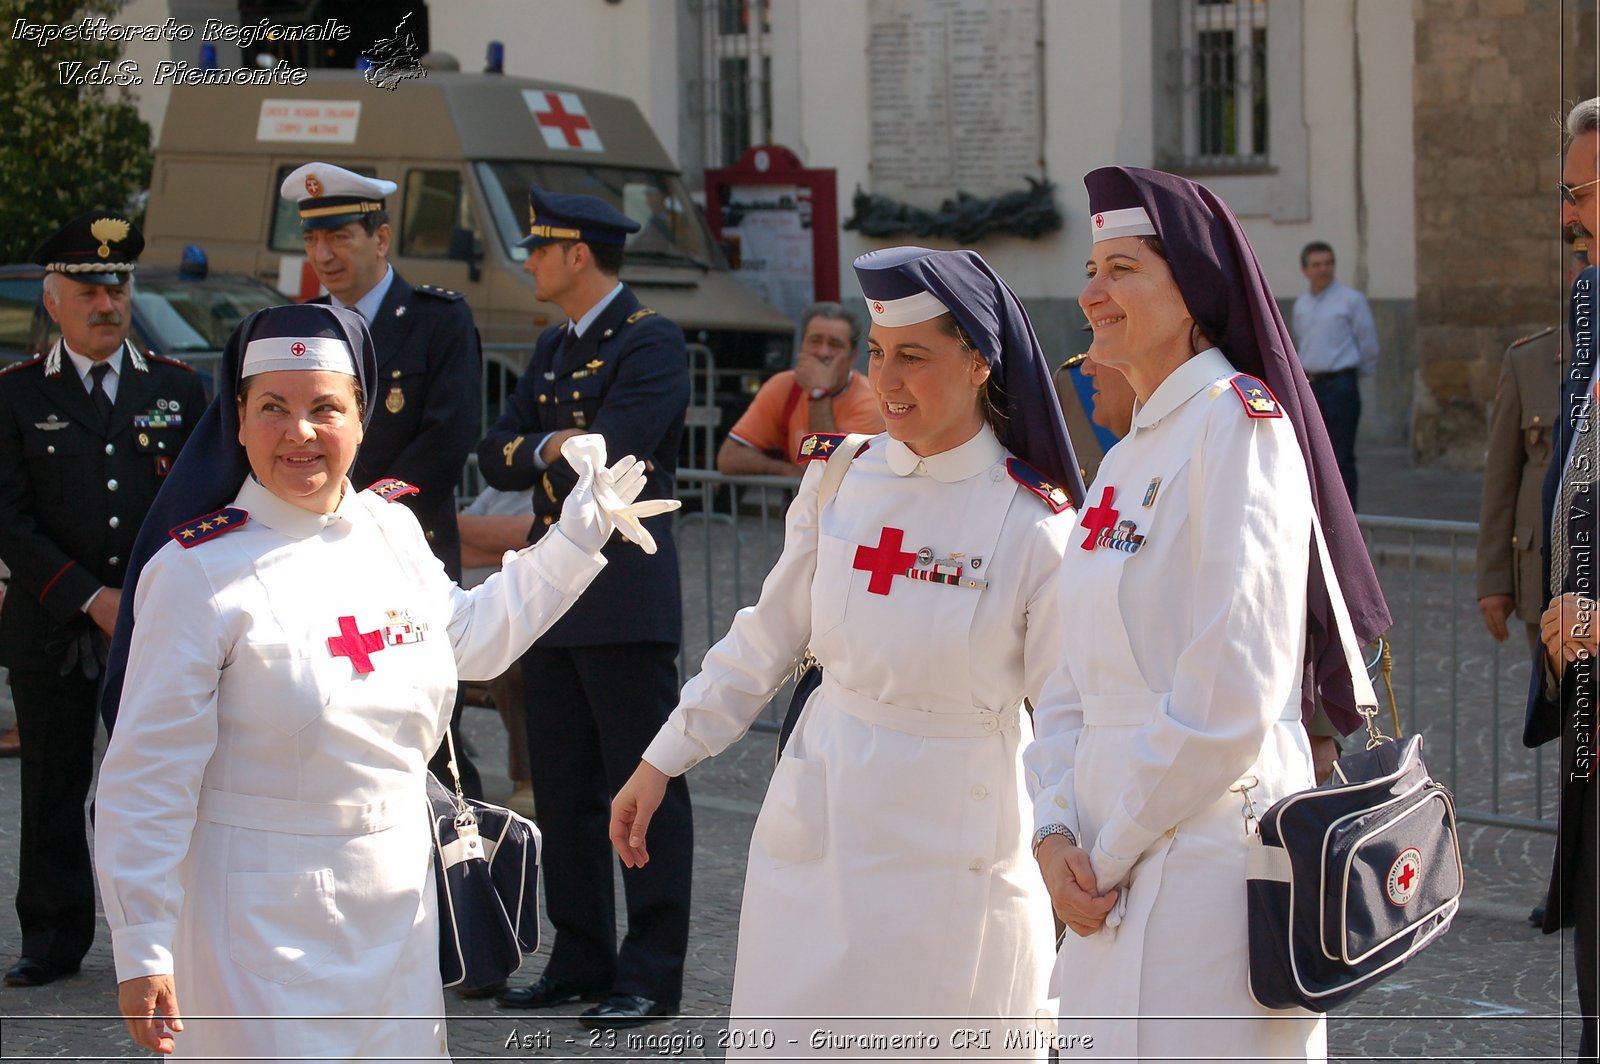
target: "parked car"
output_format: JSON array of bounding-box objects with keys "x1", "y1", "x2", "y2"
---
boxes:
[{"x1": 0, "y1": 260, "x2": 285, "y2": 394}]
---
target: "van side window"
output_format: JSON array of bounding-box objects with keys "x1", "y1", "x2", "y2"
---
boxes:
[
  {"x1": 269, "y1": 163, "x2": 382, "y2": 252},
  {"x1": 401, "y1": 170, "x2": 466, "y2": 259}
]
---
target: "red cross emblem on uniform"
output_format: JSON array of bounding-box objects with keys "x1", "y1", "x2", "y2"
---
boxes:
[
  {"x1": 1077, "y1": 485, "x2": 1120, "y2": 551},
  {"x1": 872, "y1": 300, "x2": 885, "y2": 315},
  {"x1": 290, "y1": 341, "x2": 307, "y2": 357},
  {"x1": 853, "y1": 526, "x2": 916, "y2": 595},
  {"x1": 328, "y1": 615, "x2": 384, "y2": 674},
  {"x1": 1094, "y1": 213, "x2": 1105, "y2": 228}
]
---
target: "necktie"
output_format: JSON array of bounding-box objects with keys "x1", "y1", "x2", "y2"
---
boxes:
[{"x1": 88, "y1": 362, "x2": 114, "y2": 426}]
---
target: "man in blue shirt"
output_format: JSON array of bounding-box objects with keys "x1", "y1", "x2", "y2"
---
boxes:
[{"x1": 1291, "y1": 241, "x2": 1379, "y2": 508}]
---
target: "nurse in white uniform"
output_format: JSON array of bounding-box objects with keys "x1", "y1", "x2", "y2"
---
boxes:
[
  {"x1": 611, "y1": 248, "x2": 1084, "y2": 1058},
  {"x1": 93, "y1": 304, "x2": 671, "y2": 1061},
  {"x1": 1026, "y1": 168, "x2": 1391, "y2": 1062}
]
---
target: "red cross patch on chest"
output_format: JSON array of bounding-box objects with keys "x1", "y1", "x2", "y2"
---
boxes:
[
  {"x1": 328, "y1": 615, "x2": 385, "y2": 674},
  {"x1": 1078, "y1": 486, "x2": 1120, "y2": 551},
  {"x1": 853, "y1": 526, "x2": 917, "y2": 595}
]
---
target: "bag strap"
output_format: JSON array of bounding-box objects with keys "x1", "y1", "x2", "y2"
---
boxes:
[
  {"x1": 1307, "y1": 512, "x2": 1383, "y2": 742},
  {"x1": 816, "y1": 433, "x2": 871, "y2": 511}
]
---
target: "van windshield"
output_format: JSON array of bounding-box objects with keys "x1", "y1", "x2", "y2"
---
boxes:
[{"x1": 477, "y1": 162, "x2": 726, "y2": 270}]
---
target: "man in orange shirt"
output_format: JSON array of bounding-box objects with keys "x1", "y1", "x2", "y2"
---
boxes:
[{"x1": 716, "y1": 302, "x2": 883, "y2": 475}]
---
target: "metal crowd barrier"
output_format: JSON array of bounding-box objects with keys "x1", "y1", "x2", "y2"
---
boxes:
[{"x1": 668, "y1": 474, "x2": 1557, "y2": 835}]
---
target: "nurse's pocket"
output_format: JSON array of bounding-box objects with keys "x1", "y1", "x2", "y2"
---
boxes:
[
  {"x1": 753, "y1": 753, "x2": 827, "y2": 867},
  {"x1": 227, "y1": 869, "x2": 339, "y2": 983},
  {"x1": 808, "y1": 534, "x2": 858, "y2": 641}
]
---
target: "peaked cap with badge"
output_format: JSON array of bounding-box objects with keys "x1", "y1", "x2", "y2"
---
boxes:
[
  {"x1": 33, "y1": 209, "x2": 144, "y2": 285},
  {"x1": 518, "y1": 186, "x2": 641, "y2": 248},
  {"x1": 280, "y1": 163, "x2": 398, "y2": 231}
]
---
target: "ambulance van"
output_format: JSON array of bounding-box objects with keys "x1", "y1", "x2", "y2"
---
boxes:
[{"x1": 141, "y1": 68, "x2": 795, "y2": 436}]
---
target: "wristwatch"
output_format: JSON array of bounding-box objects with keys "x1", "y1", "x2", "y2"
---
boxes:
[
  {"x1": 808, "y1": 386, "x2": 829, "y2": 401},
  {"x1": 1031, "y1": 823, "x2": 1078, "y2": 856}
]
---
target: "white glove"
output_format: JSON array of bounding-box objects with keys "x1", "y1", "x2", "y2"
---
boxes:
[
  {"x1": 555, "y1": 435, "x2": 615, "y2": 555},
  {"x1": 559, "y1": 435, "x2": 682, "y2": 555}
]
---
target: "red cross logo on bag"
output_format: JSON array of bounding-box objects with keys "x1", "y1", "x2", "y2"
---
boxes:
[{"x1": 1386, "y1": 847, "x2": 1421, "y2": 906}]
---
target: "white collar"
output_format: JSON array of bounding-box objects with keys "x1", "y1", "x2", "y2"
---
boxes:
[
  {"x1": 883, "y1": 423, "x2": 1004, "y2": 481},
  {"x1": 570, "y1": 282, "x2": 625, "y2": 338},
  {"x1": 1131, "y1": 347, "x2": 1236, "y2": 430},
  {"x1": 332, "y1": 264, "x2": 396, "y2": 323},
  {"x1": 235, "y1": 474, "x2": 360, "y2": 540},
  {"x1": 63, "y1": 342, "x2": 124, "y2": 384}
]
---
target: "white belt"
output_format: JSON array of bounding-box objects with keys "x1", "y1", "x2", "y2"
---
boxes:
[
  {"x1": 197, "y1": 786, "x2": 406, "y2": 835},
  {"x1": 819, "y1": 671, "x2": 1019, "y2": 738},
  {"x1": 1081, "y1": 688, "x2": 1302, "y2": 727}
]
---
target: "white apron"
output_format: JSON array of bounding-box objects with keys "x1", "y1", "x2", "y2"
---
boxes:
[
  {"x1": 645, "y1": 427, "x2": 1075, "y2": 1059},
  {"x1": 1027, "y1": 350, "x2": 1327, "y2": 1062},
  {"x1": 96, "y1": 477, "x2": 603, "y2": 1062}
]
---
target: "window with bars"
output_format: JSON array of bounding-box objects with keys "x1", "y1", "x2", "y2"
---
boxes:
[
  {"x1": 1175, "y1": 0, "x2": 1270, "y2": 169},
  {"x1": 699, "y1": 0, "x2": 772, "y2": 168}
]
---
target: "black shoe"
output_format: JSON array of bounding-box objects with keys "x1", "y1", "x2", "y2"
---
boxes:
[
  {"x1": 456, "y1": 979, "x2": 507, "y2": 1000},
  {"x1": 579, "y1": 993, "x2": 679, "y2": 1029},
  {"x1": 496, "y1": 975, "x2": 607, "y2": 1009},
  {"x1": 1530, "y1": 904, "x2": 1546, "y2": 928},
  {"x1": 4, "y1": 958, "x2": 74, "y2": 987}
]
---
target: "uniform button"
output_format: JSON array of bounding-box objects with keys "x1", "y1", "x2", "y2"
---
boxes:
[
  {"x1": 1164, "y1": 827, "x2": 1177, "y2": 839},
  {"x1": 1511, "y1": 535, "x2": 1520, "y2": 546},
  {"x1": 571, "y1": 391, "x2": 581, "y2": 401},
  {"x1": 46, "y1": 445, "x2": 55, "y2": 455},
  {"x1": 538, "y1": 394, "x2": 548, "y2": 404},
  {"x1": 968, "y1": 858, "x2": 984, "y2": 872},
  {"x1": 108, "y1": 556, "x2": 120, "y2": 566},
  {"x1": 108, "y1": 516, "x2": 120, "y2": 528},
  {"x1": 1055, "y1": 795, "x2": 1069, "y2": 809},
  {"x1": 157, "y1": 441, "x2": 166, "y2": 450},
  {"x1": 1533, "y1": 415, "x2": 1543, "y2": 424},
  {"x1": 392, "y1": 369, "x2": 403, "y2": 379},
  {"x1": 981, "y1": 716, "x2": 998, "y2": 732},
  {"x1": 107, "y1": 479, "x2": 119, "y2": 491},
  {"x1": 105, "y1": 443, "x2": 115, "y2": 455},
  {"x1": 426, "y1": 530, "x2": 436, "y2": 541},
  {"x1": 971, "y1": 785, "x2": 988, "y2": 800}
]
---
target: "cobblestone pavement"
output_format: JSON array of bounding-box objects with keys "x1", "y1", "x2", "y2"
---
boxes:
[{"x1": 0, "y1": 441, "x2": 1592, "y2": 1060}]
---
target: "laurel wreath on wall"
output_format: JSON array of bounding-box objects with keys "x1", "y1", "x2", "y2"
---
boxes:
[{"x1": 843, "y1": 176, "x2": 1062, "y2": 243}]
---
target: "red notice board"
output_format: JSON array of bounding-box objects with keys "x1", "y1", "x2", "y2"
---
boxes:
[{"x1": 705, "y1": 145, "x2": 838, "y2": 327}]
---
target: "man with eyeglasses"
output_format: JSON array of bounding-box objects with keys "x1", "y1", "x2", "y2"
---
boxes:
[
  {"x1": 1291, "y1": 241, "x2": 1379, "y2": 508},
  {"x1": 1526, "y1": 95, "x2": 1600, "y2": 1063}
]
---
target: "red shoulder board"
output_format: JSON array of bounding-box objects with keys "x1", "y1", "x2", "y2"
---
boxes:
[
  {"x1": 796, "y1": 432, "x2": 848, "y2": 462},
  {"x1": 170, "y1": 507, "x2": 248, "y2": 548},
  {"x1": 1229, "y1": 374, "x2": 1283, "y2": 418},
  {"x1": 369, "y1": 477, "x2": 420, "y2": 501},
  {"x1": 145, "y1": 352, "x2": 197, "y2": 373},
  {"x1": 1006, "y1": 458, "x2": 1072, "y2": 514},
  {"x1": 0, "y1": 356, "x2": 43, "y2": 379}
]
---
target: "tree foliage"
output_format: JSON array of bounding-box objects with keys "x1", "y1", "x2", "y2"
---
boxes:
[{"x1": 0, "y1": 0, "x2": 152, "y2": 263}]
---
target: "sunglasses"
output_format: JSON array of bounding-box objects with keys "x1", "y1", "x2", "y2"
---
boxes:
[{"x1": 1559, "y1": 178, "x2": 1600, "y2": 205}]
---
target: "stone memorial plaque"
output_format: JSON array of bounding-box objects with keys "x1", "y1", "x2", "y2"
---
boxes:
[{"x1": 867, "y1": 0, "x2": 1043, "y2": 206}]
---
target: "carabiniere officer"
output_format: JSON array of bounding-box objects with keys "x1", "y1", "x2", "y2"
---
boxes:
[{"x1": 0, "y1": 211, "x2": 206, "y2": 987}]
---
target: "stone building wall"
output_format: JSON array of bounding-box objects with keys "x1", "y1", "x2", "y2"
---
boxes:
[{"x1": 1412, "y1": 0, "x2": 1596, "y2": 467}]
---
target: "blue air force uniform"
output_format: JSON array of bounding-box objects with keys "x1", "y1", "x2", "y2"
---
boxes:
[{"x1": 476, "y1": 188, "x2": 692, "y2": 1010}]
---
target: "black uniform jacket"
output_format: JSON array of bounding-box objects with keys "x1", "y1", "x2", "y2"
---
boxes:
[
  {"x1": 0, "y1": 341, "x2": 205, "y2": 670},
  {"x1": 477, "y1": 285, "x2": 687, "y2": 646},
  {"x1": 322, "y1": 271, "x2": 481, "y2": 580}
]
